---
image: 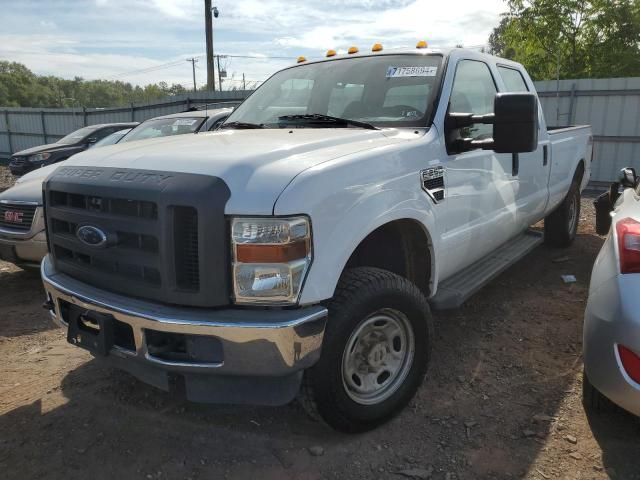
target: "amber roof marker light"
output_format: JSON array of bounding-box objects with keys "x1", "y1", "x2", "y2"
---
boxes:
[
  {"x1": 371, "y1": 43, "x2": 383, "y2": 52},
  {"x1": 326, "y1": 49, "x2": 337, "y2": 57},
  {"x1": 416, "y1": 40, "x2": 428, "y2": 49},
  {"x1": 348, "y1": 46, "x2": 359, "y2": 54}
]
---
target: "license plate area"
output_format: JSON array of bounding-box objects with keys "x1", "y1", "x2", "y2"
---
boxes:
[{"x1": 66, "y1": 304, "x2": 115, "y2": 356}]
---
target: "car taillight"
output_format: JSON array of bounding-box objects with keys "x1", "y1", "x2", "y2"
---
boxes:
[
  {"x1": 616, "y1": 218, "x2": 640, "y2": 274},
  {"x1": 618, "y1": 345, "x2": 640, "y2": 384}
]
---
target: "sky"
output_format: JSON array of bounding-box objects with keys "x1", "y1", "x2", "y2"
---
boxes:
[{"x1": 1, "y1": 0, "x2": 507, "y2": 90}]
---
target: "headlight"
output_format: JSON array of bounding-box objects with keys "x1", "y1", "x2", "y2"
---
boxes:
[
  {"x1": 28, "y1": 153, "x2": 51, "y2": 162},
  {"x1": 231, "y1": 216, "x2": 312, "y2": 305}
]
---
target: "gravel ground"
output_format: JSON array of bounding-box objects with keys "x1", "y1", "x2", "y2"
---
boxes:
[{"x1": 1, "y1": 197, "x2": 639, "y2": 480}]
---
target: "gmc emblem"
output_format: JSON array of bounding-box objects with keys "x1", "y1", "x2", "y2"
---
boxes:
[{"x1": 3, "y1": 211, "x2": 24, "y2": 223}]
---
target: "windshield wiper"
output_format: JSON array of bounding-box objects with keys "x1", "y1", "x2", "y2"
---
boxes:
[
  {"x1": 219, "y1": 121, "x2": 265, "y2": 130},
  {"x1": 278, "y1": 114, "x2": 379, "y2": 130}
]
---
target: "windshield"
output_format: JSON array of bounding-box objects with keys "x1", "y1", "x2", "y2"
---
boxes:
[
  {"x1": 225, "y1": 54, "x2": 442, "y2": 129},
  {"x1": 121, "y1": 117, "x2": 205, "y2": 142},
  {"x1": 92, "y1": 129, "x2": 131, "y2": 148},
  {"x1": 56, "y1": 126, "x2": 97, "y2": 145}
]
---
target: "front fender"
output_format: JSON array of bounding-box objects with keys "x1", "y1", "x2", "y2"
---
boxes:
[{"x1": 273, "y1": 140, "x2": 443, "y2": 305}]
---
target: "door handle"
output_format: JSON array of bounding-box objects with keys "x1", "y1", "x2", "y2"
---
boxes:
[{"x1": 543, "y1": 145, "x2": 548, "y2": 166}]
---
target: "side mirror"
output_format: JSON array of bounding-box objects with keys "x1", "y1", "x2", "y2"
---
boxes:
[
  {"x1": 87, "y1": 137, "x2": 97, "y2": 145},
  {"x1": 619, "y1": 167, "x2": 637, "y2": 188},
  {"x1": 492, "y1": 93, "x2": 538, "y2": 153},
  {"x1": 445, "y1": 93, "x2": 538, "y2": 154}
]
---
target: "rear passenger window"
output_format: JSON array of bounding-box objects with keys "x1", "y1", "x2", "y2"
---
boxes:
[{"x1": 498, "y1": 67, "x2": 529, "y2": 92}]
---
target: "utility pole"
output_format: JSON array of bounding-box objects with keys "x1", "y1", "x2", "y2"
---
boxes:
[
  {"x1": 204, "y1": 0, "x2": 215, "y2": 91},
  {"x1": 186, "y1": 57, "x2": 198, "y2": 92},
  {"x1": 243, "y1": 73, "x2": 246, "y2": 91}
]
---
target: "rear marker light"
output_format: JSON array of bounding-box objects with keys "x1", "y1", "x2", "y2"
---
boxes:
[
  {"x1": 618, "y1": 345, "x2": 640, "y2": 384},
  {"x1": 616, "y1": 218, "x2": 640, "y2": 274}
]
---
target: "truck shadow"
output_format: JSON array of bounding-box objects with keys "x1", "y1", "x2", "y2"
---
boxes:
[
  {"x1": 586, "y1": 407, "x2": 640, "y2": 478},
  {"x1": 0, "y1": 265, "x2": 57, "y2": 338},
  {"x1": 2, "y1": 232, "x2": 640, "y2": 479}
]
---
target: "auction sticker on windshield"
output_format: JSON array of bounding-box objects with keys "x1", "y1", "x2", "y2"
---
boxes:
[{"x1": 386, "y1": 66, "x2": 438, "y2": 78}]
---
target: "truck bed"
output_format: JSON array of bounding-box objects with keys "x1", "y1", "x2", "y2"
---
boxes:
[{"x1": 547, "y1": 125, "x2": 591, "y2": 134}]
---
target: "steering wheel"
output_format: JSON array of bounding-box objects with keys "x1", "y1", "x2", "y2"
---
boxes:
[{"x1": 383, "y1": 105, "x2": 424, "y2": 118}]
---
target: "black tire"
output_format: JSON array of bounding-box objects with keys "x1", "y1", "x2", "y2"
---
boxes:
[
  {"x1": 544, "y1": 180, "x2": 581, "y2": 247},
  {"x1": 583, "y1": 370, "x2": 614, "y2": 413},
  {"x1": 300, "y1": 267, "x2": 433, "y2": 433}
]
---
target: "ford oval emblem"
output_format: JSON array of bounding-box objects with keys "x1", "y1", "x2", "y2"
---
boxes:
[{"x1": 76, "y1": 225, "x2": 108, "y2": 248}]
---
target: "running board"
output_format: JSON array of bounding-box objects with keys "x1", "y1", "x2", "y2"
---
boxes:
[{"x1": 430, "y1": 230, "x2": 543, "y2": 310}]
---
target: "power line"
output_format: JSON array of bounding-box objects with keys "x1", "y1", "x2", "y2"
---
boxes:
[{"x1": 104, "y1": 59, "x2": 187, "y2": 80}]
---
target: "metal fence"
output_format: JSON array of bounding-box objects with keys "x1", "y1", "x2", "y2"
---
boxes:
[
  {"x1": 2, "y1": 78, "x2": 640, "y2": 183},
  {"x1": 535, "y1": 77, "x2": 640, "y2": 184},
  {"x1": 0, "y1": 90, "x2": 250, "y2": 162}
]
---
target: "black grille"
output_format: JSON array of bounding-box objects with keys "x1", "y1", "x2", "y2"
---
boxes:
[
  {"x1": 44, "y1": 166, "x2": 231, "y2": 307},
  {"x1": 50, "y1": 191, "x2": 157, "y2": 219},
  {"x1": 424, "y1": 177, "x2": 444, "y2": 191},
  {"x1": 173, "y1": 206, "x2": 200, "y2": 291},
  {"x1": 48, "y1": 195, "x2": 162, "y2": 289},
  {"x1": 0, "y1": 203, "x2": 37, "y2": 231}
]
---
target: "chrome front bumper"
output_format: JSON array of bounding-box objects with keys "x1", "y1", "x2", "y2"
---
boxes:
[{"x1": 41, "y1": 255, "x2": 328, "y2": 405}]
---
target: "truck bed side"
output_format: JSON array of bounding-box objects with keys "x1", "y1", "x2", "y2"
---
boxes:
[{"x1": 546, "y1": 125, "x2": 593, "y2": 212}]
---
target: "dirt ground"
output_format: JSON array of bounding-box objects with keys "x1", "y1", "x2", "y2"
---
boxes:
[
  {"x1": 0, "y1": 165, "x2": 15, "y2": 192},
  {"x1": 1, "y1": 171, "x2": 639, "y2": 479}
]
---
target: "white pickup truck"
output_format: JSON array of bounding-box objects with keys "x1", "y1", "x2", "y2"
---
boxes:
[{"x1": 40, "y1": 46, "x2": 592, "y2": 432}]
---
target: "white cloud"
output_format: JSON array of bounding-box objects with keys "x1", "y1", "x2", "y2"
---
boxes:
[
  {"x1": 149, "y1": 0, "x2": 193, "y2": 19},
  {"x1": 1, "y1": 0, "x2": 507, "y2": 90}
]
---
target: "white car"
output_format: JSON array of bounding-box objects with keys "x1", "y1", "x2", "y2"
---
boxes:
[
  {"x1": 0, "y1": 108, "x2": 231, "y2": 268},
  {"x1": 584, "y1": 168, "x2": 640, "y2": 417},
  {"x1": 39, "y1": 46, "x2": 591, "y2": 432}
]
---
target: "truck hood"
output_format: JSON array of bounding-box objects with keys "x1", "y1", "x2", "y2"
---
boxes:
[
  {"x1": 59, "y1": 128, "x2": 412, "y2": 214},
  {"x1": 0, "y1": 174, "x2": 46, "y2": 204},
  {"x1": 12, "y1": 143, "x2": 77, "y2": 157}
]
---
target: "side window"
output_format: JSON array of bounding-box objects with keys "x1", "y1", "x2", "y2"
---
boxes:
[
  {"x1": 93, "y1": 127, "x2": 115, "y2": 141},
  {"x1": 498, "y1": 66, "x2": 529, "y2": 92},
  {"x1": 449, "y1": 60, "x2": 497, "y2": 139}
]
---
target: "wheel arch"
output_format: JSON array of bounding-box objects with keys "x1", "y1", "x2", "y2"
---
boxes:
[
  {"x1": 336, "y1": 217, "x2": 436, "y2": 299},
  {"x1": 574, "y1": 159, "x2": 585, "y2": 186}
]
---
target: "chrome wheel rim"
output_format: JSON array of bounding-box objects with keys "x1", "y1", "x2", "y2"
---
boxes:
[
  {"x1": 341, "y1": 309, "x2": 415, "y2": 405},
  {"x1": 568, "y1": 194, "x2": 578, "y2": 234}
]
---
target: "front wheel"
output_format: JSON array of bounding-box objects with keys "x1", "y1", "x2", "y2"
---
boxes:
[{"x1": 301, "y1": 267, "x2": 433, "y2": 433}]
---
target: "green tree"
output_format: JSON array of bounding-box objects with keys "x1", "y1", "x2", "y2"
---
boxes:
[
  {"x1": 0, "y1": 61, "x2": 193, "y2": 108},
  {"x1": 489, "y1": 0, "x2": 640, "y2": 80}
]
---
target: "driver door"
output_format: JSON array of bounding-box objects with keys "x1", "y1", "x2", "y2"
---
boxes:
[{"x1": 439, "y1": 59, "x2": 517, "y2": 279}]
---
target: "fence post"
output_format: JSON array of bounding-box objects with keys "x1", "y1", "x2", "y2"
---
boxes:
[
  {"x1": 40, "y1": 111, "x2": 48, "y2": 144},
  {"x1": 568, "y1": 83, "x2": 577, "y2": 126},
  {"x1": 4, "y1": 110, "x2": 13, "y2": 155},
  {"x1": 186, "y1": 97, "x2": 191, "y2": 110},
  {"x1": 82, "y1": 107, "x2": 88, "y2": 126},
  {"x1": 130, "y1": 103, "x2": 135, "y2": 122}
]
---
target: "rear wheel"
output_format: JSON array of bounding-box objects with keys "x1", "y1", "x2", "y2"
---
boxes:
[
  {"x1": 544, "y1": 180, "x2": 581, "y2": 247},
  {"x1": 583, "y1": 370, "x2": 615, "y2": 413},
  {"x1": 300, "y1": 267, "x2": 433, "y2": 433}
]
